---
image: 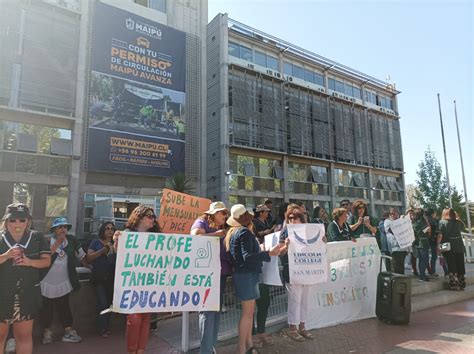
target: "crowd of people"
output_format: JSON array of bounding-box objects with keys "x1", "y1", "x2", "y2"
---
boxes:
[{"x1": 0, "y1": 197, "x2": 469, "y2": 354}]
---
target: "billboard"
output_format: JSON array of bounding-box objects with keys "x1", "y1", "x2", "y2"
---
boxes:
[{"x1": 87, "y1": 2, "x2": 186, "y2": 177}]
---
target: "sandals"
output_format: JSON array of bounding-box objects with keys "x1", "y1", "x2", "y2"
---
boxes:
[
  {"x1": 298, "y1": 329, "x2": 314, "y2": 339},
  {"x1": 288, "y1": 330, "x2": 305, "y2": 342},
  {"x1": 246, "y1": 347, "x2": 260, "y2": 354}
]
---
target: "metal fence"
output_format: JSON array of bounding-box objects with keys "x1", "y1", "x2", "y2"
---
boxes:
[{"x1": 187, "y1": 275, "x2": 288, "y2": 350}]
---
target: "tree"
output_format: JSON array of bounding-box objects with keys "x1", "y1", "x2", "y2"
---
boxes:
[
  {"x1": 166, "y1": 173, "x2": 194, "y2": 194},
  {"x1": 415, "y1": 147, "x2": 466, "y2": 223},
  {"x1": 405, "y1": 184, "x2": 421, "y2": 209}
]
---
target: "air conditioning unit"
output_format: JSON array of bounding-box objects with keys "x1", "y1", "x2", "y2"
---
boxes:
[
  {"x1": 350, "y1": 98, "x2": 356, "y2": 102},
  {"x1": 247, "y1": 63, "x2": 254, "y2": 70},
  {"x1": 266, "y1": 69, "x2": 273, "y2": 75},
  {"x1": 275, "y1": 72, "x2": 281, "y2": 79},
  {"x1": 318, "y1": 87, "x2": 325, "y2": 93}
]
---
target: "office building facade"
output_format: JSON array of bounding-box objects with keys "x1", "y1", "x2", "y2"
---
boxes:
[
  {"x1": 207, "y1": 14, "x2": 405, "y2": 217},
  {"x1": 0, "y1": 0, "x2": 208, "y2": 236}
]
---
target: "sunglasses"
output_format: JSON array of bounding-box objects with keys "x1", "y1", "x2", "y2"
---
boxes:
[
  {"x1": 105, "y1": 226, "x2": 116, "y2": 231},
  {"x1": 341, "y1": 203, "x2": 349, "y2": 207},
  {"x1": 8, "y1": 218, "x2": 27, "y2": 223},
  {"x1": 144, "y1": 213, "x2": 156, "y2": 219}
]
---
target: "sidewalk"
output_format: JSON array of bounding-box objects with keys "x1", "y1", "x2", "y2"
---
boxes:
[{"x1": 34, "y1": 299, "x2": 474, "y2": 353}]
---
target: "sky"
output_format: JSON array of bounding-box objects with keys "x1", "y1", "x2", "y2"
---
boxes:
[{"x1": 208, "y1": 0, "x2": 473, "y2": 200}]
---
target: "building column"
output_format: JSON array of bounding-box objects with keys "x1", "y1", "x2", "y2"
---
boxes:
[
  {"x1": 68, "y1": 0, "x2": 90, "y2": 236},
  {"x1": 282, "y1": 156, "x2": 289, "y2": 202},
  {"x1": 329, "y1": 162, "x2": 336, "y2": 210},
  {"x1": 368, "y1": 168, "x2": 375, "y2": 217}
]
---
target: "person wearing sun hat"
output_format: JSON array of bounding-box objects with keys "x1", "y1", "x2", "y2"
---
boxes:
[
  {"x1": 191, "y1": 201, "x2": 231, "y2": 354},
  {"x1": 39, "y1": 217, "x2": 87, "y2": 345},
  {"x1": 224, "y1": 204, "x2": 281, "y2": 354},
  {"x1": 0, "y1": 203, "x2": 51, "y2": 354}
]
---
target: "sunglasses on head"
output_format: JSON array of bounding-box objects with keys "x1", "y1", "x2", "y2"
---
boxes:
[{"x1": 8, "y1": 218, "x2": 27, "y2": 223}]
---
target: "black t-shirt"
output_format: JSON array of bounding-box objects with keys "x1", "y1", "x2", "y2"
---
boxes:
[
  {"x1": 0, "y1": 230, "x2": 50, "y2": 320},
  {"x1": 252, "y1": 218, "x2": 271, "y2": 244}
]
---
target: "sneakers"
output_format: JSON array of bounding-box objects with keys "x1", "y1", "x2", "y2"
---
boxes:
[
  {"x1": 431, "y1": 273, "x2": 440, "y2": 278},
  {"x1": 42, "y1": 329, "x2": 53, "y2": 345},
  {"x1": 5, "y1": 338, "x2": 16, "y2": 353},
  {"x1": 62, "y1": 329, "x2": 82, "y2": 343}
]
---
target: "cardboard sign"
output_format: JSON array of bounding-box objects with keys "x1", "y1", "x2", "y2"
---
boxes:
[
  {"x1": 287, "y1": 224, "x2": 328, "y2": 285},
  {"x1": 261, "y1": 232, "x2": 283, "y2": 286},
  {"x1": 158, "y1": 189, "x2": 211, "y2": 234},
  {"x1": 112, "y1": 232, "x2": 221, "y2": 313},
  {"x1": 390, "y1": 217, "x2": 415, "y2": 249}
]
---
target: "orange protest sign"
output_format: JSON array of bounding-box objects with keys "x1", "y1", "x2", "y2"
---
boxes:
[{"x1": 158, "y1": 188, "x2": 212, "y2": 234}]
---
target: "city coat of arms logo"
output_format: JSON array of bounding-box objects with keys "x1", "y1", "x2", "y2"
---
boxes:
[{"x1": 125, "y1": 18, "x2": 135, "y2": 30}]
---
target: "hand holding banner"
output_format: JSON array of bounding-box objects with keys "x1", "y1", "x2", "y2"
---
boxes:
[
  {"x1": 389, "y1": 217, "x2": 415, "y2": 249},
  {"x1": 158, "y1": 189, "x2": 211, "y2": 234},
  {"x1": 287, "y1": 224, "x2": 327, "y2": 285},
  {"x1": 112, "y1": 232, "x2": 220, "y2": 313}
]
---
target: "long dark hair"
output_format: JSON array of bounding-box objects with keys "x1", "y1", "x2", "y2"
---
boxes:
[{"x1": 98, "y1": 221, "x2": 116, "y2": 240}]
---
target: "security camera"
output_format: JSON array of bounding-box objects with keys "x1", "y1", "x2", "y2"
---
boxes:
[{"x1": 225, "y1": 171, "x2": 231, "y2": 176}]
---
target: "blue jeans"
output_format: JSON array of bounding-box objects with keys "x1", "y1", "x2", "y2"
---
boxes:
[
  {"x1": 199, "y1": 275, "x2": 228, "y2": 354},
  {"x1": 418, "y1": 247, "x2": 429, "y2": 280},
  {"x1": 95, "y1": 281, "x2": 113, "y2": 334},
  {"x1": 429, "y1": 240, "x2": 438, "y2": 274}
]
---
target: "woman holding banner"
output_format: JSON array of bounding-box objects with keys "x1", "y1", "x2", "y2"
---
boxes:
[
  {"x1": 191, "y1": 202, "x2": 232, "y2": 354},
  {"x1": 279, "y1": 206, "x2": 314, "y2": 342},
  {"x1": 114, "y1": 205, "x2": 157, "y2": 354},
  {"x1": 225, "y1": 204, "x2": 281, "y2": 354},
  {"x1": 385, "y1": 208, "x2": 409, "y2": 274}
]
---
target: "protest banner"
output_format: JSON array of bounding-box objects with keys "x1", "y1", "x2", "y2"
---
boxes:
[
  {"x1": 389, "y1": 217, "x2": 415, "y2": 249},
  {"x1": 287, "y1": 224, "x2": 327, "y2": 285},
  {"x1": 112, "y1": 232, "x2": 221, "y2": 313},
  {"x1": 158, "y1": 189, "x2": 211, "y2": 234},
  {"x1": 261, "y1": 232, "x2": 283, "y2": 286},
  {"x1": 306, "y1": 238, "x2": 381, "y2": 329}
]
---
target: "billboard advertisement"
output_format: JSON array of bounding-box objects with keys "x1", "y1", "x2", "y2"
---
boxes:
[{"x1": 87, "y1": 2, "x2": 186, "y2": 177}]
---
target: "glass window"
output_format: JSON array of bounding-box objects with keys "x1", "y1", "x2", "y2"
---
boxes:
[
  {"x1": 304, "y1": 69, "x2": 314, "y2": 83},
  {"x1": 3, "y1": 122, "x2": 17, "y2": 151},
  {"x1": 46, "y1": 186, "x2": 68, "y2": 218},
  {"x1": 314, "y1": 72, "x2": 325, "y2": 86},
  {"x1": 134, "y1": 0, "x2": 148, "y2": 6},
  {"x1": 266, "y1": 55, "x2": 278, "y2": 71},
  {"x1": 328, "y1": 78, "x2": 335, "y2": 91},
  {"x1": 149, "y1": 0, "x2": 166, "y2": 13},
  {"x1": 335, "y1": 80, "x2": 345, "y2": 93},
  {"x1": 345, "y1": 84, "x2": 353, "y2": 97},
  {"x1": 283, "y1": 62, "x2": 293, "y2": 75},
  {"x1": 353, "y1": 87, "x2": 361, "y2": 99},
  {"x1": 292, "y1": 65, "x2": 304, "y2": 80},
  {"x1": 254, "y1": 51, "x2": 266, "y2": 67},
  {"x1": 228, "y1": 42, "x2": 240, "y2": 58},
  {"x1": 239, "y1": 45, "x2": 253, "y2": 62},
  {"x1": 237, "y1": 155, "x2": 254, "y2": 175},
  {"x1": 16, "y1": 154, "x2": 36, "y2": 173},
  {"x1": 49, "y1": 157, "x2": 69, "y2": 176},
  {"x1": 13, "y1": 183, "x2": 33, "y2": 207}
]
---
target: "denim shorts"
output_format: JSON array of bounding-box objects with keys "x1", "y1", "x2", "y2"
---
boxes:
[{"x1": 232, "y1": 272, "x2": 260, "y2": 301}]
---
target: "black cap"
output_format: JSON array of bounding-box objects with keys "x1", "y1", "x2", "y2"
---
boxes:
[{"x1": 2, "y1": 203, "x2": 31, "y2": 221}]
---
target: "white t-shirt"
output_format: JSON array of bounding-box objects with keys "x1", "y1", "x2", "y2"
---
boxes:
[{"x1": 40, "y1": 238, "x2": 85, "y2": 299}]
